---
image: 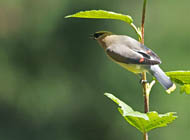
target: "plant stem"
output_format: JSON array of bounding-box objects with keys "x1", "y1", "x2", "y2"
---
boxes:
[
  {"x1": 142, "y1": 72, "x2": 149, "y2": 113},
  {"x1": 141, "y1": 0, "x2": 148, "y2": 140},
  {"x1": 130, "y1": 23, "x2": 142, "y2": 40},
  {"x1": 141, "y1": 0, "x2": 147, "y2": 44}
]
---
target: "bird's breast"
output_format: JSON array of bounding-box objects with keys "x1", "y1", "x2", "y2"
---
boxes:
[{"x1": 116, "y1": 62, "x2": 148, "y2": 73}]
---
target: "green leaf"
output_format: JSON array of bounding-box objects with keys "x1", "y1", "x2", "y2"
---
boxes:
[
  {"x1": 65, "y1": 10, "x2": 133, "y2": 24},
  {"x1": 166, "y1": 71, "x2": 190, "y2": 94},
  {"x1": 65, "y1": 10, "x2": 142, "y2": 39},
  {"x1": 180, "y1": 84, "x2": 190, "y2": 94},
  {"x1": 105, "y1": 93, "x2": 177, "y2": 133},
  {"x1": 166, "y1": 71, "x2": 190, "y2": 84}
]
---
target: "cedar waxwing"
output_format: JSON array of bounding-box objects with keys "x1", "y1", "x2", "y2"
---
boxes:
[{"x1": 92, "y1": 31, "x2": 176, "y2": 93}]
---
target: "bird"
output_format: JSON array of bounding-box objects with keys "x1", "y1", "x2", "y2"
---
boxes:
[{"x1": 92, "y1": 31, "x2": 176, "y2": 93}]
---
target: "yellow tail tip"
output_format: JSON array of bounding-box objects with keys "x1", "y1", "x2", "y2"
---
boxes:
[{"x1": 166, "y1": 84, "x2": 176, "y2": 94}]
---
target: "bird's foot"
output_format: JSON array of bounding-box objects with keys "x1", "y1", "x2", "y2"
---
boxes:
[{"x1": 140, "y1": 79, "x2": 148, "y2": 84}]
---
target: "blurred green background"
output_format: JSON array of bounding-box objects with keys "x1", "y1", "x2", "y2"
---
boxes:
[{"x1": 0, "y1": 0, "x2": 189, "y2": 140}]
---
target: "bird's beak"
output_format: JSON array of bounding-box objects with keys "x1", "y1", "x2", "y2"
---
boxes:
[{"x1": 89, "y1": 34, "x2": 95, "y2": 40}]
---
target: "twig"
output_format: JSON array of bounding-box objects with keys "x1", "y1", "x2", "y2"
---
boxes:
[
  {"x1": 140, "y1": 0, "x2": 148, "y2": 140},
  {"x1": 141, "y1": 0, "x2": 147, "y2": 44}
]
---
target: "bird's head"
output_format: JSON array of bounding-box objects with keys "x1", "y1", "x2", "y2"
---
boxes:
[{"x1": 91, "y1": 31, "x2": 113, "y2": 40}]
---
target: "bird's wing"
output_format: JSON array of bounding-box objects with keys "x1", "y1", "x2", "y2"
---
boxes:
[
  {"x1": 118, "y1": 35, "x2": 161, "y2": 63},
  {"x1": 139, "y1": 44, "x2": 161, "y2": 63},
  {"x1": 106, "y1": 45, "x2": 161, "y2": 65}
]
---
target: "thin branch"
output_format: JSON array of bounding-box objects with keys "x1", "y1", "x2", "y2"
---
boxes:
[
  {"x1": 130, "y1": 23, "x2": 142, "y2": 40},
  {"x1": 141, "y1": 0, "x2": 147, "y2": 44},
  {"x1": 144, "y1": 133, "x2": 148, "y2": 140},
  {"x1": 140, "y1": 0, "x2": 148, "y2": 140},
  {"x1": 141, "y1": 0, "x2": 148, "y2": 113}
]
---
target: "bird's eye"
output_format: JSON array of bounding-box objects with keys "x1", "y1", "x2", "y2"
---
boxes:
[{"x1": 93, "y1": 32, "x2": 104, "y2": 39}]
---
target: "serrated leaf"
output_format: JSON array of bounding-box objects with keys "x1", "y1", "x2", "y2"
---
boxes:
[
  {"x1": 166, "y1": 71, "x2": 190, "y2": 84},
  {"x1": 166, "y1": 71, "x2": 190, "y2": 94},
  {"x1": 105, "y1": 93, "x2": 134, "y2": 115},
  {"x1": 180, "y1": 84, "x2": 190, "y2": 94},
  {"x1": 65, "y1": 10, "x2": 133, "y2": 24},
  {"x1": 105, "y1": 93, "x2": 177, "y2": 133}
]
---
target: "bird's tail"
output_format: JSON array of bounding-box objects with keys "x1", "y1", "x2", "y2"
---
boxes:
[{"x1": 149, "y1": 65, "x2": 176, "y2": 94}]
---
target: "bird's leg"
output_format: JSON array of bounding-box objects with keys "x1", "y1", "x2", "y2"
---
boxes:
[{"x1": 141, "y1": 79, "x2": 148, "y2": 84}]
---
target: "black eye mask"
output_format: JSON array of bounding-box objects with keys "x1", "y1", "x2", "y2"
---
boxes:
[{"x1": 93, "y1": 33, "x2": 104, "y2": 39}]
